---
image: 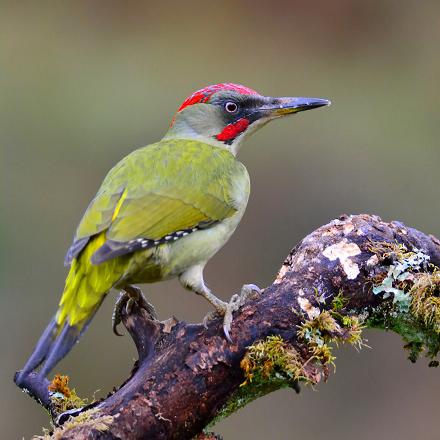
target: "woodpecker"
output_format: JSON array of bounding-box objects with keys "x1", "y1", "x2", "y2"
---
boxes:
[{"x1": 16, "y1": 83, "x2": 330, "y2": 385}]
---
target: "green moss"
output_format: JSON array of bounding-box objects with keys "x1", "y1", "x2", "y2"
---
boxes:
[
  {"x1": 213, "y1": 290, "x2": 368, "y2": 426},
  {"x1": 211, "y1": 376, "x2": 288, "y2": 425},
  {"x1": 59, "y1": 409, "x2": 113, "y2": 434},
  {"x1": 240, "y1": 335, "x2": 310, "y2": 386},
  {"x1": 367, "y1": 241, "x2": 440, "y2": 364},
  {"x1": 332, "y1": 291, "x2": 348, "y2": 311},
  {"x1": 368, "y1": 302, "x2": 440, "y2": 363},
  {"x1": 340, "y1": 315, "x2": 364, "y2": 348},
  {"x1": 212, "y1": 336, "x2": 313, "y2": 425},
  {"x1": 48, "y1": 375, "x2": 89, "y2": 415},
  {"x1": 297, "y1": 307, "x2": 365, "y2": 367},
  {"x1": 214, "y1": 240, "x2": 440, "y2": 426},
  {"x1": 33, "y1": 375, "x2": 100, "y2": 439},
  {"x1": 33, "y1": 409, "x2": 114, "y2": 440},
  {"x1": 367, "y1": 240, "x2": 409, "y2": 262},
  {"x1": 410, "y1": 272, "x2": 440, "y2": 333}
]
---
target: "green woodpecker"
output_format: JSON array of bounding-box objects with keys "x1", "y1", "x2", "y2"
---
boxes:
[{"x1": 16, "y1": 83, "x2": 330, "y2": 383}]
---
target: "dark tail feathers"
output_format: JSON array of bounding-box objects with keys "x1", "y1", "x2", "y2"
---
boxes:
[{"x1": 15, "y1": 310, "x2": 98, "y2": 387}]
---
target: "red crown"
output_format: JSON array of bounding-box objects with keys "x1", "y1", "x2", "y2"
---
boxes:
[{"x1": 178, "y1": 83, "x2": 259, "y2": 112}]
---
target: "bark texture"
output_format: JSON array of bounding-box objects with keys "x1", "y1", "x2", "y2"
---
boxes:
[{"x1": 28, "y1": 214, "x2": 440, "y2": 439}]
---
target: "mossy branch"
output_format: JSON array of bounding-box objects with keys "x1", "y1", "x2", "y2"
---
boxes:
[{"x1": 29, "y1": 214, "x2": 439, "y2": 439}]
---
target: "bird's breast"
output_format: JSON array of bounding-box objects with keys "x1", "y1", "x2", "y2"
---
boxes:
[
  {"x1": 121, "y1": 163, "x2": 250, "y2": 284},
  {"x1": 123, "y1": 200, "x2": 248, "y2": 286}
]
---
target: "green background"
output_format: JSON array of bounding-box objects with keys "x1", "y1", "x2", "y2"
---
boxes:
[{"x1": 2, "y1": 1, "x2": 439, "y2": 438}]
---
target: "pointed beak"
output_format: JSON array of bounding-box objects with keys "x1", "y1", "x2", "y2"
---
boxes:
[{"x1": 262, "y1": 96, "x2": 331, "y2": 117}]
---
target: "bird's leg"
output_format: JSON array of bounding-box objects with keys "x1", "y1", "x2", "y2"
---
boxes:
[
  {"x1": 112, "y1": 285, "x2": 158, "y2": 336},
  {"x1": 180, "y1": 266, "x2": 261, "y2": 342},
  {"x1": 202, "y1": 284, "x2": 262, "y2": 325}
]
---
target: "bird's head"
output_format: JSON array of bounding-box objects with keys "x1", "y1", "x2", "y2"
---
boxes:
[{"x1": 164, "y1": 83, "x2": 330, "y2": 154}]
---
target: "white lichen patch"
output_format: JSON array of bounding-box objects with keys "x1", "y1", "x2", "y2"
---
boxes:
[
  {"x1": 322, "y1": 226, "x2": 340, "y2": 237},
  {"x1": 343, "y1": 223, "x2": 354, "y2": 235},
  {"x1": 366, "y1": 254, "x2": 379, "y2": 267},
  {"x1": 274, "y1": 264, "x2": 289, "y2": 284},
  {"x1": 323, "y1": 239, "x2": 361, "y2": 280},
  {"x1": 295, "y1": 253, "x2": 305, "y2": 265},
  {"x1": 372, "y1": 247, "x2": 430, "y2": 312},
  {"x1": 297, "y1": 297, "x2": 321, "y2": 319}
]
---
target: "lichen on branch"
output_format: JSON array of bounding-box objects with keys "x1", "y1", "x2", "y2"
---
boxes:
[
  {"x1": 22, "y1": 214, "x2": 439, "y2": 440},
  {"x1": 366, "y1": 240, "x2": 440, "y2": 364},
  {"x1": 228, "y1": 292, "x2": 366, "y2": 419},
  {"x1": 46, "y1": 375, "x2": 90, "y2": 416}
]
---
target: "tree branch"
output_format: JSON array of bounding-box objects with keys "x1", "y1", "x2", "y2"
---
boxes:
[{"x1": 26, "y1": 214, "x2": 440, "y2": 439}]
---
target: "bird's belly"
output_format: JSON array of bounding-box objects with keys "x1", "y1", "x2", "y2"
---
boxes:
[
  {"x1": 165, "y1": 213, "x2": 242, "y2": 277},
  {"x1": 122, "y1": 211, "x2": 244, "y2": 285}
]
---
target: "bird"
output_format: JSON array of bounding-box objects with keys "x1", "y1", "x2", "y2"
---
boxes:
[{"x1": 16, "y1": 83, "x2": 330, "y2": 385}]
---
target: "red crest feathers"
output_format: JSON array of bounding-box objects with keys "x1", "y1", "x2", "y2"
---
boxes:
[{"x1": 178, "y1": 83, "x2": 259, "y2": 112}]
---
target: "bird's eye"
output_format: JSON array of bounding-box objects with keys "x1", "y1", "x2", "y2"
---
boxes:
[{"x1": 225, "y1": 101, "x2": 239, "y2": 113}]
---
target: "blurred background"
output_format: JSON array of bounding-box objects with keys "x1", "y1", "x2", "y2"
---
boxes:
[{"x1": 1, "y1": 1, "x2": 439, "y2": 438}]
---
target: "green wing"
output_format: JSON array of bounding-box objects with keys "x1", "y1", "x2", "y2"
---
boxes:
[{"x1": 65, "y1": 139, "x2": 247, "y2": 265}]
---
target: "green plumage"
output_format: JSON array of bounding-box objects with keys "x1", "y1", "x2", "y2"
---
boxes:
[
  {"x1": 59, "y1": 139, "x2": 248, "y2": 327},
  {"x1": 76, "y1": 139, "x2": 241, "y2": 243},
  {"x1": 16, "y1": 83, "x2": 329, "y2": 389}
]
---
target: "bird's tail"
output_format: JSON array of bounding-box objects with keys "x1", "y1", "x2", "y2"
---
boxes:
[{"x1": 16, "y1": 233, "x2": 125, "y2": 384}]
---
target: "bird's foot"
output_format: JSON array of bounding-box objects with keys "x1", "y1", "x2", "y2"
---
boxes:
[
  {"x1": 203, "y1": 284, "x2": 261, "y2": 342},
  {"x1": 112, "y1": 285, "x2": 158, "y2": 336}
]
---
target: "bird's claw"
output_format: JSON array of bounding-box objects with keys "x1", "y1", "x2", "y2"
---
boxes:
[
  {"x1": 239, "y1": 283, "x2": 262, "y2": 301},
  {"x1": 223, "y1": 284, "x2": 261, "y2": 342},
  {"x1": 202, "y1": 310, "x2": 218, "y2": 329},
  {"x1": 203, "y1": 283, "x2": 262, "y2": 342},
  {"x1": 112, "y1": 286, "x2": 157, "y2": 336}
]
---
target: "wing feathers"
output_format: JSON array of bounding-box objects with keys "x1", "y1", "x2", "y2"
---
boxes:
[
  {"x1": 91, "y1": 220, "x2": 217, "y2": 264},
  {"x1": 64, "y1": 237, "x2": 89, "y2": 266},
  {"x1": 65, "y1": 141, "x2": 246, "y2": 265}
]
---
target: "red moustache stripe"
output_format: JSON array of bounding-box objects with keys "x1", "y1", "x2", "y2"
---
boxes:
[{"x1": 216, "y1": 118, "x2": 250, "y2": 142}]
